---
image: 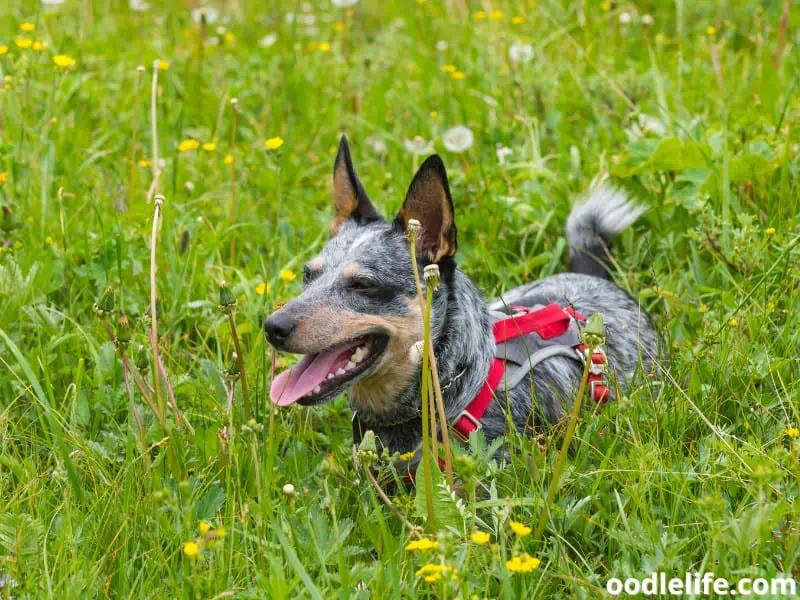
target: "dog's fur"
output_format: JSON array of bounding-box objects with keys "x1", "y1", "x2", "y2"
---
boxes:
[{"x1": 265, "y1": 137, "x2": 659, "y2": 455}]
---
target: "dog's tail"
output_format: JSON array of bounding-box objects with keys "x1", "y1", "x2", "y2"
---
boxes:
[{"x1": 566, "y1": 184, "x2": 646, "y2": 280}]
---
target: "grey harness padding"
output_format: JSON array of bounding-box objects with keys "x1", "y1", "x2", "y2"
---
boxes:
[{"x1": 490, "y1": 304, "x2": 584, "y2": 391}]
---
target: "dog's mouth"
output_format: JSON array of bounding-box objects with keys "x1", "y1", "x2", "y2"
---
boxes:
[{"x1": 269, "y1": 333, "x2": 390, "y2": 407}]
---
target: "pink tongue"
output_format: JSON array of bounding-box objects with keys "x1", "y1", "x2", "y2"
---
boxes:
[{"x1": 270, "y1": 344, "x2": 356, "y2": 406}]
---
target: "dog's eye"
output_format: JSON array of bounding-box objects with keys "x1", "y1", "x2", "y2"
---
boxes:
[
  {"x1": 303, "y1": 265, "x2": 318, "y2": 284},
  {"x1": 348, "y1": 278, "x2": 380, "y2": 295}
]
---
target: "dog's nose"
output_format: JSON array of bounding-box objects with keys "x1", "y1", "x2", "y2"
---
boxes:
[{"x1": 264, "y1": 313, "x2": 296, "y2": 348}]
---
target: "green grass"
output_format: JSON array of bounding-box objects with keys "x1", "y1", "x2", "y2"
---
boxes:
[{"x1": 1, "y1": 0, "x2": 799, "y2": 597}]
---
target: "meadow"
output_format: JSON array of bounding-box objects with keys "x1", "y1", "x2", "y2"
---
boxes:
[{"x1": 1, "y1": 0, "x2": 799, "y2": 597}]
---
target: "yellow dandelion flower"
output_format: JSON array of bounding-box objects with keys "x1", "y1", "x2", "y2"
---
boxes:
[
  {"x1": 470, "y1": 531, "x2": 490, "y2": 545},
  {"x1": 318, "y1": 41, "x2": 331, "y2": 52},
  {"x1": 53, "y1": 54, "x2": 76, "y2": 68},
  {"x1": 415, "y1": 563, "x2": 455, "y2": 583},
  {"x1": 215, "y1": 527, "x2": 226, "y2": 539},
  {"x1": 451, "y1": 71, "x2": 466, "y2": 80},
  {"x1": 506, "y1": 553, "x2": 541, "y2": 574},
  {"x1": 183, "y1": 541, "x2": 200, "y2": 558},
  {"x1": 729, "y1": 318, "x2": 738, "y2": 327},
  {"x1": 782, "y1": 427, "x2": 800, "y2": 439},
  {"x1": 178, "y1": 139, "x2": 199, "y2": 152},
  {"x1": 489, "y1": 10, "x2": 504, "y2": 21},
  {"x1": 158, "y1": 60, "x2": 170, "y2": 71},
  {"x1": 32, "y1": 41, "x2": 46, "y2": 52},
  {"x1": 404, "y1": 538, "x2": 439, "y2": 551},
  {"x1": 255, "y1": 281, "x2": 270, "y2": 296},
  {"x1": 509, "y1": 520, "x2": 532, "y2": 537},
  {"x1": 440, "y1": 64, "x2": 457, "y2": 73},
  {"x1": 767, "y1": 301, "x2": 775, "y2": 313},
  {"x1": 0, "y1": 172, "x2": 7, "y2": 185},
  {"x1": 429, "y1": 111, "x2": 438, "y2": 118},
  {"x1": 706, "y1": 25, "x2": 716, "y2": 36},
  {"x1": 398, "y1": 451, "x2": 415, "y2": 461},
  {"x1": 698, "y1": 303, "x2": 708, "y2": 314},
  {"x1": 15, "y1": 38, "x2": 33, "y2": 49},
  {"x1": 224, "y1": 153, "x2": 234, "y2": 165},
  {"x1": 279, "y1": 269, "x2": 296, "y2": 282},
  {"x1": 138, "y1": 159, "x2": 151, "y2": 168},
  {"x1": 0, "y1": 45, "x2": 8, "y2": 56},
  {"x1": 45, "y1": 236, "x2": 55, "y2": 246},
  {"x1": 202, "y1": 141, "x2": 217, "y2": 152},
  {"x1": 20, "y1": 23, "x2": 35, "y2": 33},
  {"x1": 473, "y1": 10, "x2": 487, "y2": 21},
  {"x1": 512, "y1": 16, "x2": 526, "y2": 24},
  {"x1": 224, "y1": 32, "x2": 236, "y2": 44},
  {"x1": 600, "y1": 1, "x2": 612, "y2": 11},
  {"x1": 265, "y1": 137, "x2": 284, "y2": 150},
  {"x1": 334, "y1": 22, "x2": 345, "y2": 32},
  {"x1": 765, "y1": 227, "x2": 775, "y2": 236},
  {"x1": 199, "y1": 521, "x2": 211, "y2": 535}
]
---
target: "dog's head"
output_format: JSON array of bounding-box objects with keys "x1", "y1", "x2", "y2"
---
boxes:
[{"x1": 265, "y1": 136, "x2": 458, "y2": 415}]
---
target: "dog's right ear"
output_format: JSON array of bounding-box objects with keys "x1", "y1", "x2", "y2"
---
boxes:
[{"x1": 330, "y1": 136, "x2": 381, "y2": 236}]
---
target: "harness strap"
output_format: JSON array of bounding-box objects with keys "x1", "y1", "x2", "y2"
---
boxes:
[
  {"x1": 492, "y1": 303, "x2": 572, "y2": 343},
  {"x1": 453, "y1": 358, "x2": 506, "y2": 441}
]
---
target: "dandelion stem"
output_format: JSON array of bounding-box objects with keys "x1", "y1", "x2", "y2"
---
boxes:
[
  {"x1": 532, "y1": 355, "x2": 591, "y2": 543},
  {"x1": 228, "y1": 100, "x2": 239, "y2": 264},
  {"x1": 149, "y1": 195, "x2": 164, "y2": 418},
  {"x1": 227, "y1": 311, "x2": 251, "y2": 421},
  {"x1": 419, "y1": 282, "x2": 436, "y2": 529},
  {"x1": 129, "y1": 66, "x2": 144, "y2": 208},
  {"x1": 149, "y1": 60, "x2": 162, "y2": 199}
]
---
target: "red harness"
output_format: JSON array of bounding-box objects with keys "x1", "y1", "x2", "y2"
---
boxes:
[{"x1": 452, "y1": 303, "x2": 610, "y2": 441}]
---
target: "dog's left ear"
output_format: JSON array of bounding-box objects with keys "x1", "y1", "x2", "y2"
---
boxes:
[
  {"x1": 394, "y1": 155, "x2": 457, "y2": 263},
  {"x1": 330, "y1": 136, "x2": 381, "y2": 236}
]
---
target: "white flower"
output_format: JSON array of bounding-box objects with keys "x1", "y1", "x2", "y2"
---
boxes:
[
  {"x1": 404, "y1": 136, "x2": 434, "y2": 155},
  {"x1": 366, "y1": 136, "x2": 388, "y2": 156},
  {"x1": 641, "y1": 14, "x2": 654, "y2": 26},
  {"x1": 332, "y1": 0, "x2": 358, "y2": 7},
  {"x1": 129, "y1": 0, "x2": 151, "y2": 11},
  {"x1": 282, "y1": 483, "x2": 297, "y2": 497},
  {"x1": 191, "y1": 6, "x2": 219, "y2": 25},
  {"x1": 436, "y1": 40, "x2": 449, "y2": 52},
  {"x1": 619, "y1": 12, "x2": 632, "y2": 24},
  {"x1": 508, "y1": 42, "x2": 534, "y2": 64},
  {"x1": 442, "y1": 126, "x2": 474, "y2": 153},
  {"x1": 496, "y1": 144, "x2": 512, "y2": 165},
  {"x1": 285, "y1": 12, "x2": 296, "y2": 23},
  {"x1": 259, "y1": 33, "x2": 278, "y2": 48},
  {"x1": 41, "y1": 0, "x2": 66, "y2": 8}
]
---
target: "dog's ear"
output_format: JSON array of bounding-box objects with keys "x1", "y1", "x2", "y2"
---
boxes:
[
  {"x1": 394, "y1": 155, "x2": 457, "y2": 263},
  {"x1": 330, "y1": 136, "x2": 380, "y2": 236}
]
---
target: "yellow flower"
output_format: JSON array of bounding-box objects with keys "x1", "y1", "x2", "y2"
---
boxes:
[
  {"x1": 224, "y1": 153, "x2": 234, "y2": 165},
  {"x1": 0, "y1": 45, "x2": 8, "y2": 56},
  {"x1": 655, "y1": 33, "x2": 667, "y2": 45},
  {"x1": 334, "y1": 22, "x2": 345, "y2": 32},
  {"x1": 53, "y1": 54, "x2": 76, "y2": 68},
  {"x1": 279, "y1": 269, "x2": 296, "y2": 282},
  {"x1": 729, "y1": 318, "x2": 738, "y2": 327},
  {"x1": 265, "y1": 137, "x2": 284, "y2": 150},
  {"x1": 404, "y1": 538, "x2": 439, "y2": 551},
  {"x1": 178, "y1": 139, "x2": 200, "y2": 152},
  {"x1": 767, "y1": 301, "x2": 775, "y2": 313},
  {"x1": 782, "y1": 427, "x2": 800, "y2": 439},
  {"x1": 429, "y1": 111, "x2": 438, "y2": 118},
  {"x1": 440, "y1": 64, "x2": 456, "y2": 73},
  {"x1": 509, "y1": 520, "x2": 532, "y2": 537},
  {"x1": 489, "y1": 9, "x2": 504, "y2": 21},
  {"x1": 698, "y1": 303, "x2": 708, "y2": 314},
  {"x1": 0, "y1": 172, "x2": 7, "y2": 185},
  {"x1": 506, "y1": 553, "x2": 541, "y2": 574},
  {"x1": 706, "y1": 25, "x2": 716, "y2": 36},
  {"x1": 765, "y1": 227, "x2": 775, "y2": 236},
  {"x1": 202, "y1": 141, "x2": 217, "y2": 152},
  {"x1": 199, "y1": 521, "x2": 211, "y2": 535},
  {"x1": 138, "y1": 159, "x2": 151, "y2": 168},
  {"x1": 182, "y1": 541, "x2": 200, "y2": 558},
  {"x1": 215, "y1": 526, "x2": 226, "y2": 539},
  {"x1": 473, "y1": 10, "x2": 487, "y2": 21},
  {"x1": 470, "y1": 531, "x2": 490, "y2": 545},
  {"x1": 451, "y1": 71, "x2": 466, "y2": 80},
  {"x1": 158, "y1": 60, "x2": 170, "y2": 71},
  {"x1": 32, "y1": 41, "x2": 47, "y2": 52},
  {"x1": 318, "y1": 41, "x2": 331, "y2": 52},
  {"x1": 255, "y1": 281, "x2": 270, "y2": 296},
  {"x1": 45, "y1": 236, "x2": 55, "y2": 246},
  {"x1": 511, "y1": 16, "x2": 526, "y2": 24},
  {"x1": 600, "y1": 1, "x2": 612, "y2": 11},
  {"x1": 224, "y1": 32, "x2": 236, "y2": 44},
  {"x1": 398, "y1": 451, "x2": 415, "y2": 461},
  {"x1": 20, "y1": 23, "x2": 35, "y2": 33},
  {"x1": 415, "y1": 563, "x2": 455, "y2": 583},
  {"x1": 15, "y1": 38, "x2": 33, "y2": 49}
]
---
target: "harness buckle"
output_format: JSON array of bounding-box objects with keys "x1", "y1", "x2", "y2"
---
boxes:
[{"x1": 454, "y1": 410, "x2": 482, "y2": 441}]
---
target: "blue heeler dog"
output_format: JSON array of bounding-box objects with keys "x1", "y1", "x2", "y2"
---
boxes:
[{"x1": 266, "y1": 137, "x2": 659, "y2": 456}]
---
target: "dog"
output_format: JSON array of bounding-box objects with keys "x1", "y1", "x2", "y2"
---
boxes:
[{"x1": 265, "y1": 136, "x2": 659, "y2": 456}]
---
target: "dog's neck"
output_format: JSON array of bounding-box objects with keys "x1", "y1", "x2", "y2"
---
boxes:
[{"x1": 350, "y1": 267, "x2": 495, "y2": 454}]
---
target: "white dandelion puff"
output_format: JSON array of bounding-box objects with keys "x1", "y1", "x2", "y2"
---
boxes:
[
  {"x1": 619, "y1": 12, "x2": 632, "y2": 24},
  {"x1": 259, "y1": 33, "x2": 278, "y2": 48},
  {"x1": 496, "y1": 144, "x2": 512, "y2": 165},
  {"x1": 442, "y1": 126, "x2": 474, "y2": 153},
  {"x1": 129, "y1": 0, "x2": 151, "y2": 11},
  {"x1": 191, "y1": 6, "x2": 220, "y2": 25},
  {"x1": 436, "y1": 40, "x2": 449, "y2": 52},
  {"x1": 332, "y1": 0, "x2": 358, "y2": 7},
  {"x1": 641, "y1": 14, "x2": 654, "y2": 26},
  {"x1": 508, "y1": 42, "x2": 534, "y2": 64},
  {"x1": 404, "y1": 136, "x2": 434, "y2": 156}
]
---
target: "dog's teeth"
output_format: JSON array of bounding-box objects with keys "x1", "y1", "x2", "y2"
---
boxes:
[
  {"x1": 313, "y1": 385, "x2": 321, "y2": 394},
  {"x1": 326, "y1": 373, "x2": 335, "y2": 380},
  {"x1": 352, "y1": 346, "x2": 367, "y2": 363},
  {"x1": 345, "y1": 361, "x2": 356, "y2": 371},
  {"x1": 336, "y1": 368, "x2": 346, "y2": 376}
]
